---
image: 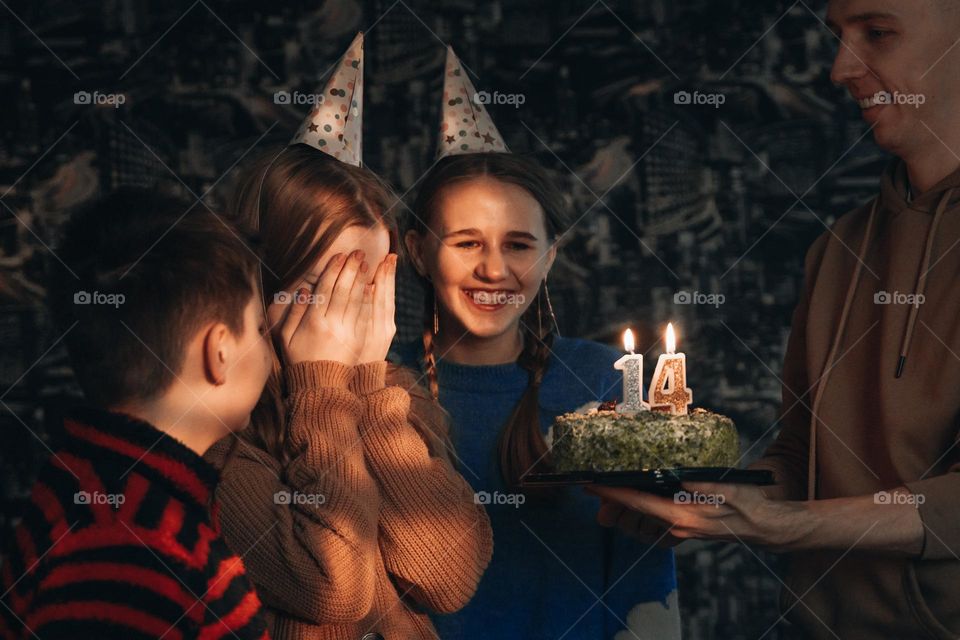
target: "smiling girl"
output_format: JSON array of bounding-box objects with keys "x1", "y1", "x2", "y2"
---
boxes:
[{"x1": 396, "y1": 152, "x2": 679, "y2": 639}]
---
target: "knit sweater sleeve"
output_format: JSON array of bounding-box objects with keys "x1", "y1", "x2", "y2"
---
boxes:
[
  {"x1": 350, "y1": 362, "x2": 493, "y2": 614},
  {"x1": 212, "y1": 360, "x2": 380, "y2": 625},
  {"x1": 199, "y1": 537, "x2": 271, "y2": 639},
  {"x1": 749, "y1": 233, "x2": 829, "y2": 500}
]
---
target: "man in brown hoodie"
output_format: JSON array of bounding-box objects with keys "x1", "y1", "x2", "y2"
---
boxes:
[{"x1": 589, "y1": 1, "x2": 960, "y2": 638}]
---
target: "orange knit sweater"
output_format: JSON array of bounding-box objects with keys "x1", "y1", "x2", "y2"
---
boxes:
[{"x1": 205, "y1": 360, "x2": 493, "y2": 640}]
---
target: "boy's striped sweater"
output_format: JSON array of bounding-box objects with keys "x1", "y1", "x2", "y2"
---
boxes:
[{"x1": 0, "y1": 407, "x2": 269, "y2": 640}]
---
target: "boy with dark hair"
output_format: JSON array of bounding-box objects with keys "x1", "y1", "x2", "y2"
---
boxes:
[{"x1": 1, "y1": 189, "x2": 273, "y2": 639}]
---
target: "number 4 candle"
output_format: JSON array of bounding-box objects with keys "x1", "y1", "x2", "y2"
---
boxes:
[{"x1": 649, "y1": 323, "x2": 693, "y2": 415}]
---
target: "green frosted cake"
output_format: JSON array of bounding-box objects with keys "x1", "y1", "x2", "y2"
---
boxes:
[{"x1": 549, "y1": 404, "x2": 739, "y2": 472}]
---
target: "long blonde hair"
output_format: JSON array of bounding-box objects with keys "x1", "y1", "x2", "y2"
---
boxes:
[
  {"x1": 233, "y1": 143, "x2": 452, "y2": 465},
  {"x1": 408, "y1": 153, "x2": 571, "y2": 489}
]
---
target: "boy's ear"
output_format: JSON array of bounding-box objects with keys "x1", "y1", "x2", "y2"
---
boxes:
[
  {"x1": 403, "y1": 230, "x2": 428, "y2": 278},
  {"x1": 202, "y1": 323, "x2": 230, "y2": 386}
]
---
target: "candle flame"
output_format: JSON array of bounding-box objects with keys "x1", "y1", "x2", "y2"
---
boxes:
[
  {"x1": 665, "y1": 323, "x2": 676, "y2": 354},
  {"x1": 623, "y1": 328, "x2": 635, "y2": 353}
]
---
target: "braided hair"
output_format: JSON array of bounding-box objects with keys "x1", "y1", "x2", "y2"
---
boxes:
[{"x1": 408, "y1": 153, "x2": 570, "y2": 489}]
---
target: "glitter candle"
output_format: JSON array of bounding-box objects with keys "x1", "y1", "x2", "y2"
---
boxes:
[
  {"x1": 649, "y1": 323, "x2": 693, "y2": 415},
  {"x1": 613, "y1": 329, "x2": 649, "y2": 414}
]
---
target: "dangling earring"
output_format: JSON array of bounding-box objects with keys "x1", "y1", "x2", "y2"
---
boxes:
[
  {"x1": 433, "y1": 296, "x2": 440, "y2": 335},
  {"x1": 543, "y1": 278, "x2": 560, "y2": 337},
  {"x1": 537, "y1": 287, "x2": 543, "y2": 339}
]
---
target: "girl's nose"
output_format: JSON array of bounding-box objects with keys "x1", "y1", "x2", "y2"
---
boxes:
[{"x1": 475, "y1": 247, "x2": 507, "y2": 281}]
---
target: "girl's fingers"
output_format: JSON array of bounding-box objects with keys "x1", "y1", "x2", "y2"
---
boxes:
[
  {"x1": 353, "y1": 282, "x2": 376, "y2": 363},
  {"x1": 279, "y1": 285, "x2": 312, "y2": 347},
  {"x1": 370, "y1": 256, "x2": 390, "y2": 331},
  {"x1": 344, "y1": 259, "x2": 369, "y2": 326},
  {"x1": 311, "y1": 252, "x2": 346, "y2": 321},
  {"x1": 326, "y1": 250, "x2": 364, "y2": 319},
  {"x1": 375, "y1": 255, "x2": 397, "y2": 326},
  {"x1": 359, "y1": 282, "x2": 376, "y2": 362},
  {"x1": 385, "y1": 254, "x2": 397, "y2": 322},
  {"x1": 379, "y1": 254, "x2": 396, "y2": 306},
  {"x1": 359, "y1": 282, "x2": 374, "y2": 333}
]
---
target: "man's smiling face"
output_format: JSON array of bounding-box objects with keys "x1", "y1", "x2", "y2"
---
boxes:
[{"x1": 827, "y1": 0, "x2": 960, "y2": 160}]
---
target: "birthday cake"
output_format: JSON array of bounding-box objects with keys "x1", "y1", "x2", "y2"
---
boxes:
[{"x1": 549, "y1": 402, "x2": 739, "y2": 472}]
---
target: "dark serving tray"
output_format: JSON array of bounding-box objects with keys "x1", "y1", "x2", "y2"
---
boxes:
[{"x1": 520, "y1": 468, "x2": 774, "y2": 495}]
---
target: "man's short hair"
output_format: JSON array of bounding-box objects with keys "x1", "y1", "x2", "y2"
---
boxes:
[{"x1": 48, "y1": 188, "x2": 262, "y2": 407}]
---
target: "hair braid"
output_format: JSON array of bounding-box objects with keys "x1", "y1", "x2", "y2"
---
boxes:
[
  {"x1": 421, "y1": 287, "x2": 441, "y2": 401},
  {"x1": 404, "y1": 153, "x2": 572, "y2": 491},
  {"x1": 498, "y1": 285, "x2": 556, "y2": 490}
]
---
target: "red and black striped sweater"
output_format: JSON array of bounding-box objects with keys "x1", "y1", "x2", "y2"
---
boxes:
[{"x1": 0, "y1": 407, "x2": 270, "y2": 640}]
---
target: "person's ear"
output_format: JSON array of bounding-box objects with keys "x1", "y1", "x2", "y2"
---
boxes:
[
  {"x1": 404, "y1": 229, "x2": 428, "y2": 278},
  {"x1": 543, "y1": 242, "x2": 558, "y2": 275},
  {"x1": 202, "y1": 323, "x2": 230, "y2": 386}
]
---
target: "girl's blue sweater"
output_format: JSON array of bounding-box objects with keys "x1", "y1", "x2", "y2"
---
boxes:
[{"x1": 391, "y1": 336, "x2": 677, "y2": 639}]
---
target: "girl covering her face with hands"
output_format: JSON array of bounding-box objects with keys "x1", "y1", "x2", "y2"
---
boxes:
[{"x1": 204, "y1": 143, "x2": 492, "y2": 640}]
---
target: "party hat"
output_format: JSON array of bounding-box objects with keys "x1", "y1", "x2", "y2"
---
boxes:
[
  {"x1": 291, "y1": 32, "x2": 364, "y2": 166},
  {"x1": 437, "y1": 46, "x2": 509, "y2": 159}
]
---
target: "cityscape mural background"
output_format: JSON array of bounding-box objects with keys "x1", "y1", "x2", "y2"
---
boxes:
[{"x1": 0, "y1": 0, "x2": 888, "y2": 637}]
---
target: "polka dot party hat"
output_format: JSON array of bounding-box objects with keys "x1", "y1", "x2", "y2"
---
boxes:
[
  {"x1": 437, "y1": 46, "x2": 509, "y2": 159},
  {"x1": 291, "y1": 32, "x2": 364, "y2": 166}
]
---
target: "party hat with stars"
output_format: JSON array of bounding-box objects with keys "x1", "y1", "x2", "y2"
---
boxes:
[
  {"x1": 437, "y1": 46, "x2": 509, "y2": 159},
  {"x1": 291, "y1": 32, "x2": 364, "y2": 166}
]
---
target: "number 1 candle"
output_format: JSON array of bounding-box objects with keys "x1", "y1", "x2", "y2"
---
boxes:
[
  {"x1": 613, "y1": 329, "x2": 649, "y2": 413},
  {"x1": 649, "y1": 323, "x2": 692, "y2": 415}
]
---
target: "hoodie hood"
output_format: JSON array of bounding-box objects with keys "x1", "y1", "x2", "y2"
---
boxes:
[{"x1": 880, "y1": 158, "x2": 960, "y2": 215}]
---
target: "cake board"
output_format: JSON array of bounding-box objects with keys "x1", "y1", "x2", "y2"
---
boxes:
[{"x1": 520, "y1": 468, "x2": 774, "y2": 496}]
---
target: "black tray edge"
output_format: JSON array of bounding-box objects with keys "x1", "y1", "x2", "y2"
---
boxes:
[{"x1": 520, "y1": 468, "x2": 775, "y2": 488}]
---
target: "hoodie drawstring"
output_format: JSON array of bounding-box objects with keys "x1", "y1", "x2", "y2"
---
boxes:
[
  {"x1": 896, "y1": 187, "x2": 955, "y2": 378},
  {"x1": 805, "y1": 188, "x2": 955, "y2": 498},
  {"x1": 806, "y1": 199, "x2": 878, "y2": 498}
]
